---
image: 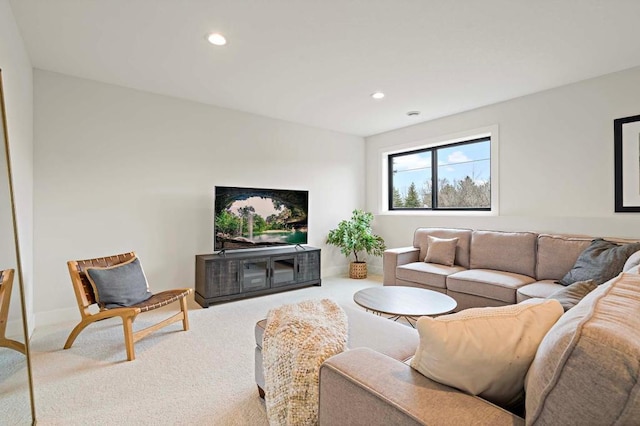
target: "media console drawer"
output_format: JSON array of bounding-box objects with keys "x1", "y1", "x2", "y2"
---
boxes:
[{"x1": 195, "y1": 247, "x2": 321, "y2": 307}]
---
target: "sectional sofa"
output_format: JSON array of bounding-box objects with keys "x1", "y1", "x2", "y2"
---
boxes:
[
  {"x1": 254, "y1": 262, "x2": 640, "y2": 424},
  {"x1": 383, "y1": 227, "x2": 640, "y2": 310},
  {"x1": 317, "y1": 264, "x2": 640, "y2": 425}
]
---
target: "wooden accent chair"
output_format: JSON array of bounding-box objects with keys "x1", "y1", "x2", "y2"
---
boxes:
[
  {"x1": 65, "y1": 252, "x2": 193, "y2": 361},
  {"x1": 0, "y1": 268, "x2": 26, "y2": 354}
]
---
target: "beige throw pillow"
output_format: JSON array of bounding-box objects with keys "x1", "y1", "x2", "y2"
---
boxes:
[
  {"x1": 424, "y1": 235, "x2": 458, "y2": 266},
  {"x1": 410, "y1": 299, "x2": 563, "y2": 406}
]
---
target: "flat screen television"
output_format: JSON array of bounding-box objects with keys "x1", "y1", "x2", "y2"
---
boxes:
[{"x1": 214, "y1": 186, "x2": 309, "y2": 251}]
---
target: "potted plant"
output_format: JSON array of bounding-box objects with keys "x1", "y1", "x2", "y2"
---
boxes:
[{"x1": 326, "y1": 209, "x2": 386, "y2": 279}]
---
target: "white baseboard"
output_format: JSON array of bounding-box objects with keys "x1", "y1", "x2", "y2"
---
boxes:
[
  {"x1": 368, "y1": 264, "x2": 383, "y2": 276},
  {"x1": 34, "y1": 264, "x2": 382, "y2": 328},
  {"x1": 323, "y1": 263, "x2": 383, "y2": 278},
  {"x1": 322, "y1": 264, "x2": 349, "y2": 278},
  {"x1": 5, "y1": 318, "x2": 28, "y2": 341},
  {"x1": 35, "y1": 306, "x2": 79, "y2": 328}
]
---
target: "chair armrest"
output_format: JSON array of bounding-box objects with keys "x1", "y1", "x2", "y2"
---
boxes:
[
  {"x1": 383, "y1": 247, "x2": 419, "y2": 285},
  {"x1": 319, "y1": 348, "x2": 524, "y2": 426}
]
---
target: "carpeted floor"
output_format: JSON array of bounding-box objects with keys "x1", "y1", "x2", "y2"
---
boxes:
[
  {"x1": 11, "y1": 275, "x2": 383, "y2": 425},
  {"x1": 0, "y1": 348, "x2": 33, "y2": 425}
]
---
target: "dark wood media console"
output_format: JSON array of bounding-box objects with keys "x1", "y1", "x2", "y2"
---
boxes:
[{"x1": 195, "y1": 246, "x2": 321, "y2": 307}]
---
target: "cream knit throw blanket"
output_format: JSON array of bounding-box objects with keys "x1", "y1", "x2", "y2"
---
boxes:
[{"x1": 263, "y1": 299, "x2": 348, "y2": 426}]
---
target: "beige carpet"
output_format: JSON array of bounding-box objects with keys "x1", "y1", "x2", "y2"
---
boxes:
[
  {"x1": 0, "y1": 348, "x2": 33, "y2": 425},
  {"x1": 18, "y1": 276, "x2": 382, "y2": 425}
]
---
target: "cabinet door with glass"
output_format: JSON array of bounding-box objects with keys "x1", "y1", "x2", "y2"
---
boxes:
[
  {"x1": 240, "y1": 257, "x2": 270, "y2": 292},
  {"x1": 270, "y1": 255, "x2": 298, "y2": 288}
]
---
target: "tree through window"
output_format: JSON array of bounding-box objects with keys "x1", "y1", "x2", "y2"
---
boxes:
[{"x1": 389, "y1": 137, "x2": 491, "y2": 210}]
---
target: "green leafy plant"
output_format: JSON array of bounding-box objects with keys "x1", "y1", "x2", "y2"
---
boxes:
[{"x1": 326, "y1": 209, "x2": 386, "y2": 263}]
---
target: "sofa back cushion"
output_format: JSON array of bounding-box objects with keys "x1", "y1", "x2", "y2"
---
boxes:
[
  {"x1": 413, "y1": 228, "x2": 472, "y2": 268},
  {"x1": 470, "y1": 230, "x2": 538, "y2": 277},
  {"x1": 525, "y1": 272, "x2": 640, "y2": 425},
  {"x1": 535, "y1": 234, "x2": 592, "y2": 281}
]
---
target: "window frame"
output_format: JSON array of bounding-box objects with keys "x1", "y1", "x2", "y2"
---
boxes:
[{"x1": 387, "y1": 136, "x2": 493, "y2": 212}]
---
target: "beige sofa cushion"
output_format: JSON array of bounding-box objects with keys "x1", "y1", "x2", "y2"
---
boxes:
[
  {"x1": 397, "y1": 262, "x2": 465, "y2": 289},
  {"x1": 446, "y1": 269, "x2": 535, "y2": 304},
  {"x1": 470, "y1": 230, "x2": 538, "y2": 277},
  {"x1": 525, "y1": 272, "x2": 640, "y2": 425},
  {"x1": 411, "y1": 299, "x2": 563, "y2": 407},
  {"x1": 413, "y1": 228, "x2": 472, "y2": 268},
  {"x1": 516, "y1": 281, "x2": 564, "y2": 303},
  {"x1": 535, "y1": 234, "x2": 592, "y2": 281}
]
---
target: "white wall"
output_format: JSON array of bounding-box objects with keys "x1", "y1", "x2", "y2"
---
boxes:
[
  {"x1": 33, "y1": 70, "x2": 364, "y2": 324},
  {"x1": 366, "y1": 66, "x2": 640, "y2": 268},
  {"x1": 0, "y1": 0, "x2": 34, "y2": 333}
]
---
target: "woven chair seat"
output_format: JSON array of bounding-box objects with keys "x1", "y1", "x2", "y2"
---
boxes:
[{"x1": 131, "y1": 289, "x2": 193, "y2": 313}]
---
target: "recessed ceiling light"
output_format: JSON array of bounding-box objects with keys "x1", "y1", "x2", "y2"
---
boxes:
[
  {"x1": 207, "y1": 33, "x2": 227, "y2": 46},
  {"x1": 407, "y1": 111, "x2": 420, "y2": 116},
  {"x1": 371, "y1": 91, "x2": 385, "y2": 100}
]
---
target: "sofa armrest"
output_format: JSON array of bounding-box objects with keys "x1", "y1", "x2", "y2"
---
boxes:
[
  {"x1": 319, "y1": 348, "x2": 524, "y2": 426},
  {"x1": 383, "y1": 247, "x2": 419, "y2": 285}
]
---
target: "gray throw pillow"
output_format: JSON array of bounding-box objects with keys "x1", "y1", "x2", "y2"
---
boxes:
[
  {"x1": 558, "y1": 239, "x2": 640, "y2": 286},
  {"x1": 86, "y1": 257, "x2": 152, "y2": 309},
  {"x1": 547, "y1": 279, "x2": 597, "y2": 312}
]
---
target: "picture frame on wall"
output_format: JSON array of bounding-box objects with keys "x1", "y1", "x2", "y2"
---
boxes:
[{"x1": 614, "y1": 114, "x2": 640, "y2": 212}]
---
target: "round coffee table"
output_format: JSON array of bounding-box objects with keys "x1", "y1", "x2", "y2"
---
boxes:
[{"x1": 353, "y1": 286, "x2": 457, "y2": 327}]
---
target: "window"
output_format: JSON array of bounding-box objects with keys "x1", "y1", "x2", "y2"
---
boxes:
[{"x1": 388, "y1": 137, "x2": 491, "y2": 210}]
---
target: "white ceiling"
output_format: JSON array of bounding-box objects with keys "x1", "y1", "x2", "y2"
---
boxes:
[{"x1": 9, "y1": 0, "x2": 640, "y2": 137}]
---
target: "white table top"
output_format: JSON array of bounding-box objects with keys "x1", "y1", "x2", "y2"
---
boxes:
[{"x1": 353, "y1": 285, "x2": 457, "y2": 317}]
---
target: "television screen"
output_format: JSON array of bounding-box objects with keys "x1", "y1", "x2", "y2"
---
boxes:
[{"x1": 214, "y1": 186, "x2": 309, "y2": 251}]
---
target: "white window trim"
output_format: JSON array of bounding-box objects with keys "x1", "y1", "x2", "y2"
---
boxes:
[{"x1": 378, "y1": 125, "x2": 499, "y2": 216}]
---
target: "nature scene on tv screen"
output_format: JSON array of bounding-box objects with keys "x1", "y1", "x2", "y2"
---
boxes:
[{"x1": 214, "y1": 187, "x2": 308, "y2": 250}]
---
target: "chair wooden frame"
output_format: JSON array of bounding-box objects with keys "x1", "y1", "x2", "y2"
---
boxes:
[
  {"x1": 0, "y1": 268, "x2": 26, "y2": 354},
  {"x1": 65, "y1": 252, "x2": 193, "y2": 361}
]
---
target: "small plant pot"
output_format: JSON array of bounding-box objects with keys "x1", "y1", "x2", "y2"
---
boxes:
[{"x1": 349, "y1": 261, "x2": 367, "y2": 279}]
